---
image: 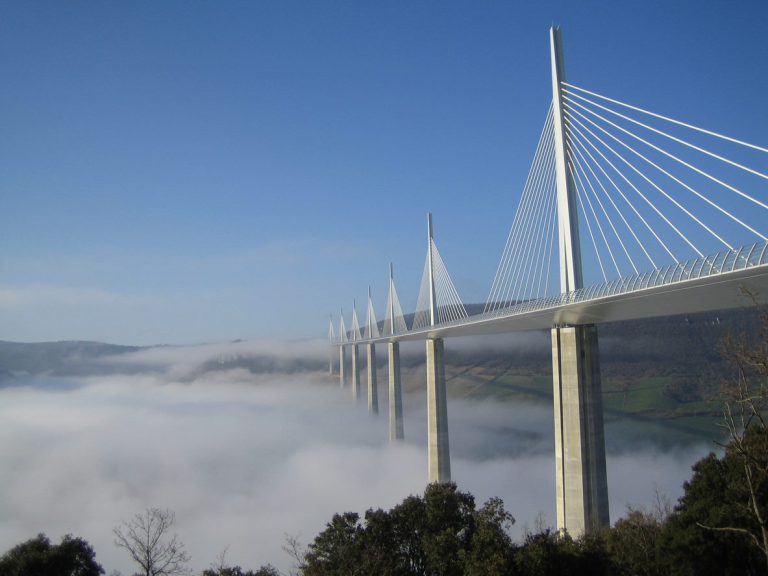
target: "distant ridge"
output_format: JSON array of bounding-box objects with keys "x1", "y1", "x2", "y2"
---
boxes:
[{"x1": 0, "y1": 340, "x2": 143, "y2": 379}]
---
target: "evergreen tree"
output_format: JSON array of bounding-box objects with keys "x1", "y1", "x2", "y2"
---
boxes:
[{"x1": 0, "y1": 533, "x2": 104, "y2": 576}]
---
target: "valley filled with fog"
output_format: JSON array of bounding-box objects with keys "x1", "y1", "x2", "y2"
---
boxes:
[{"x1": 0, "y1": 337, "x2": 714, "y2": 574}]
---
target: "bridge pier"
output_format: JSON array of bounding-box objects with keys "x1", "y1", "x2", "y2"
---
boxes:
[
  {"x1": 551, "y1": 324, "x2": 609, "y2": 536},
  {"x1": 339, "y1": 345, "x2": 347, "y2": 388},
  {"x1": 367, "y1": 343, "x2": 378, "y2": 415},
  {"x1": 388, "y1": 341, "x2": 404, "y2": 440},
  {"x1": 426, "y1": 337, "x2": 450, "y2": 483},
  {"x1": 351, "y1": 344, "x2": 361, "y2": 401}
]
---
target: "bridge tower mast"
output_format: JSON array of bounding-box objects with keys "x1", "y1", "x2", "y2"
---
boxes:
[
  {"x1": 550, "y1": 27, "x2": 583, "y2": 293},
  {"x1": 549, "y1": 26, "x2": 609, "y2": 536}
]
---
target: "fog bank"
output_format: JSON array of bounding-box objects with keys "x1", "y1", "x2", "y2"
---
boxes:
[{"x1": 0, "y1": 340, "x2": 713, "y2": 574}]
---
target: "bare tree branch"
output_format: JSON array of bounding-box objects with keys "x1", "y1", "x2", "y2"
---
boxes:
[
  {"x1": 282, "y1": 533, "x2": 305, "y2": 576},
  {"x1": 697, "y1": 522, "x2": 763, "y2": 550},
  {"x1": 712, "y1": 295, "x2": 768, "y2": 570},
  {"x1": 114, "y1": 508, "x2": 190, "y2": 576}
]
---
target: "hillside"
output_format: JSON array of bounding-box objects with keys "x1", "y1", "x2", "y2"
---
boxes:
[
  {"x1": 0, "y1": 340, "x2": 142, "y2": 381},
  {"x1": 431, "y1": 308, "x2": 760, "y2": 446}
]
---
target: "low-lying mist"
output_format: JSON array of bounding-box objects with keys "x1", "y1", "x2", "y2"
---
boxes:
[{"x1": 0, "y1": 339, "x2": 715, "y2": 574}]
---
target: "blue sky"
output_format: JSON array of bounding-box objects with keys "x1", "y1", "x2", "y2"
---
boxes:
[{"x1": 1, "y1": 0, "x2": 766, "y2": 344}]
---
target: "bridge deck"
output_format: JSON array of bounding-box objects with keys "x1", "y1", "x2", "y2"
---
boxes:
[{"x1": 341, "y1": 241, "x2": 768, "y2": 343}]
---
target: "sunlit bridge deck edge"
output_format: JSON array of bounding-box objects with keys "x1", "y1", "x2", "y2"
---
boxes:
[{"x1": 336, "y1": 241, "x2": 768, "y2": 344}]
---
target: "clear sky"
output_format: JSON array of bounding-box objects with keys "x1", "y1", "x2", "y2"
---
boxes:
[{"x1": 2, "y1": 0, "x2": 767, "y2": 345}]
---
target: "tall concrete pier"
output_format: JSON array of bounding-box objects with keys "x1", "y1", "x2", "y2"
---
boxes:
[
  {"x1": 551, "y1": 325, "x2": 609, "y2": 534},
  {"x1": 388, "y1": 341, "x2": 404, "y2": 440},
  {"x1": 426, "y1": 337, "x2": 450, "y2": 482},
  {"x1": 550, "y1": 26, "x2": 609, "y2": 535},
  {"x1": 351, "y1": 344, "x2": 360, "y2": 401},
  {"x1": 339, "y1": 345, "x2": 347, "y2": 388},
  {"x1": 338, "y1": 311, "x2": 348, "y2": 388},
  {"x1": 366, "y1": 343, "x2": 378, "y2": 414},
  {"x1": 328, "y1": 316, "x2": 335, "y2": 375}
]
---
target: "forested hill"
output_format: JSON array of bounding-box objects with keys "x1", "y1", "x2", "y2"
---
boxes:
[{"x1": 0, "y1": 340, "x2": 143, "y2": 380}]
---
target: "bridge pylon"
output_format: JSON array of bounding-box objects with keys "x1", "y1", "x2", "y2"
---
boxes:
[
  {"x1": 351, "y1": 300, "x2": 362, "y2": 401},
  {"x1": 425, "y1": 213, "x2": 451, "y2": 483},
  {"x1": 366, "y1": 287, "x2": 379, "y2": 415},
  {"x1": 351, "y1": 343, "x2": 360, "y2": 400},
  {"x1": 328, "y1": 314, "x2": 336, "y2": 375},
  {"x1": 550, "y1": 26, "x2": 609, "y2": 535},
  {"x1": 387, "y1": 264, "x2": 405, "y2": 441},
  {"x1": 338, "y1": 309, "x2": 347, "y2": 389},
  {"x1": 388, "y1": 341, "x2": 403, "y2": 440}
]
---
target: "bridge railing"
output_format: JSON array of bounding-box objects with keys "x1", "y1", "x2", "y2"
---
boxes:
[
  {"x1": 336, "y1": 240, "x2": 768, "y2": 343},
  {"x1": 473, "y1": 240, "x2": 767, "y2": 324}
]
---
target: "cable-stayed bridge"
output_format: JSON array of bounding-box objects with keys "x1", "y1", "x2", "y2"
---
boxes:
[{"x1": 328, "y1": 27, "x2": 768, "y2": 537}]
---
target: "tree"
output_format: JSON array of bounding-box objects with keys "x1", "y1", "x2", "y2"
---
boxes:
[
  {"x1": 302, "y1": 512, "x2": 364, "y2": 576},
  {"x1": 463, "y1": 496, "x2": 516, "y2": 576},
  {"x1": 388, "y1": 493, "x2": 428, "y2": 575},
  {"x1": 652, "y1": 301, "x2": 768, "y2": 576},
  {"x1": 0, "y1": 533, "x2": 104, "y2": 576},
  {"x1": 709, "y1": 302, "x2": 768, "y2": 569},
  {"x1": 420, "y1": 482, "x2": 476, "y2": 576},
  {"x1": 514, "y1": 529, "x2": 612, "y2": 576},
  {"x1": 658, "y1": 449, "x2": 765, "y2": 575},
  {"x1": 358, "y1": 507, "x2": 402, "y2": 575},
  {"x1": 114, "y1": 508, "x2": 190, "y2": 576},
  {"x1": 607, "y1": 506, "x2": 666, "y2": 576},
  {"x1": 300, "y1": 482, "x2": 518, "y2": 576}
]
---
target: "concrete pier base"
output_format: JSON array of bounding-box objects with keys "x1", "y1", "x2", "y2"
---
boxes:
[
  {"x1": 339, "y1": 345, "x2": 347, "y2": 388},
  {"x1": 426, "y1": 338, "x2": 450, "y2": 483},
  {"x1": 388, "y1": 342, "x2": 404, "y2": 441},
  {"x1": 551, "y1": 324, "x2": 609, "y2": 536},
  {"x1": 367, "y1": 343, "x2": 378, "y2": 415},
  {"x1": 351, "y1": 344, "x2": 361, "y2": 402}
]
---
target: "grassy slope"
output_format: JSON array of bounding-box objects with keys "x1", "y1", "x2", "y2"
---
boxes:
[{"x1": 445, "y1": 366, "x2": 721, "y2": 447}]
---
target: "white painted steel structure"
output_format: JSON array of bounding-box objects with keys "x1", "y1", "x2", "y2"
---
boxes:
[
  {"x1": 550, "y1": 27, "x2": 583, "y2": 294},
  {"x1": 351, "y1": 240, "x2": 768, "y2": 342}
]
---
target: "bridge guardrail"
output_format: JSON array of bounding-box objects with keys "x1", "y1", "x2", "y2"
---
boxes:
[{"x1": 336, "y1": 240, "x2": 768, "y2": 343}]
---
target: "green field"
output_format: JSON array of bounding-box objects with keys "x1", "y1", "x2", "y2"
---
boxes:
[{"x1": 440, "y1": 360, "x2": 725, "y2": 448}]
